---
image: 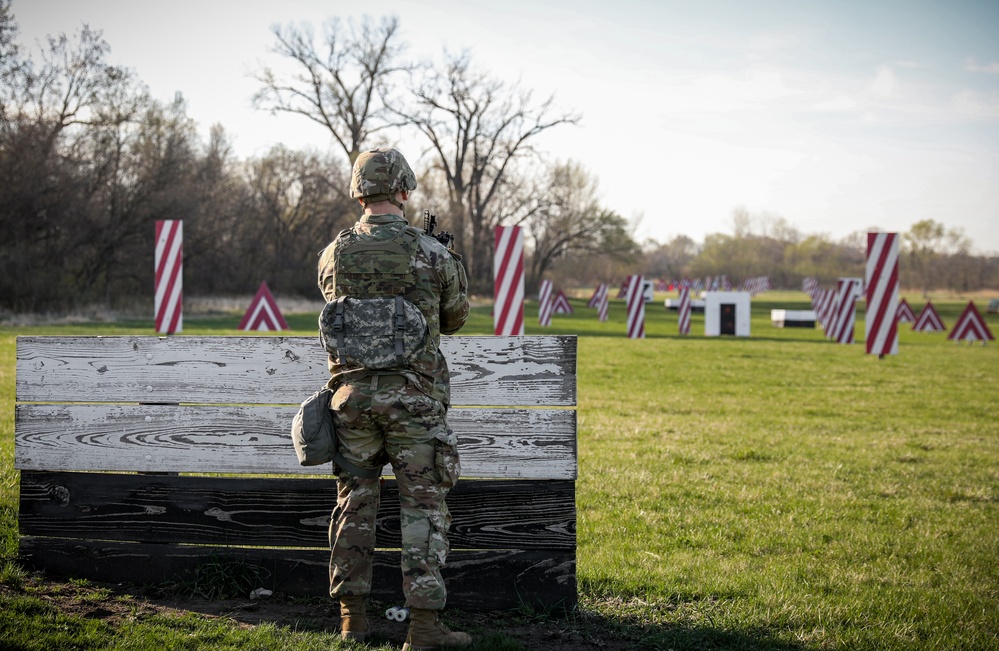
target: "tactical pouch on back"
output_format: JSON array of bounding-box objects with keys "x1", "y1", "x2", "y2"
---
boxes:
[{"x1": 319, "y1": 295, "x2": 429, "y2": 369}]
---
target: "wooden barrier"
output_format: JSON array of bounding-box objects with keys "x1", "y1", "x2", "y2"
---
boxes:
[{"x1": 15, "y1": 335, "x2": 577, "y2": 611}]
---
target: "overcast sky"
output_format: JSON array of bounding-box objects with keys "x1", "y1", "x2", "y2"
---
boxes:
[{"x1": 13, "y1": 0, "x2": 999, "y2": 253}]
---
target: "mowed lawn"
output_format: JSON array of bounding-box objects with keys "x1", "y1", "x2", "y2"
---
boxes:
[{"x1": 1, "y1": 291, "x2": 997, "y2": 650}]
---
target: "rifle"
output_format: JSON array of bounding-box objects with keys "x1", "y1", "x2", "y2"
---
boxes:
[{"x1": 423, "y1": 210, "x2": 454, "y2": 250}]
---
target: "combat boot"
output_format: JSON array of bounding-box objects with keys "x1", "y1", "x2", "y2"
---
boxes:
[
  {"x1": 339, "y1": 595, "x2": 369, "y2": 642},
  {"x1": 402, "y1": 608, "x2": 472, "y2": 650}
]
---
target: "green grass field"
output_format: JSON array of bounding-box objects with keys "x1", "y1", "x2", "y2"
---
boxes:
[{"x1": 2, "y1": 291, "x2": 998, "y2": 650}]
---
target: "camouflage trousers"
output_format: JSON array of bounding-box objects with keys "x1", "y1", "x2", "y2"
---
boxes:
[{"x1": 327, "y1": 374, "x2": 460, "y2": 611}]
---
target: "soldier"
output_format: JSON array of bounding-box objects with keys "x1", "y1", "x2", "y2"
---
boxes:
[{"x1": 317, "y1": 147, "x2": 471, "y2": 649}]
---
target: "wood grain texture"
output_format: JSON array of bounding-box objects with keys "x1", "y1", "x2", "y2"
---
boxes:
[
  {"x1": 18, "y1": 538, "x2": 577, "y2": 610},
  {"x1": 15, "y1": 335, "x2": 576, "y2": 407},
  {"x1": 14, "y1": 404, "x2": 576, "y2": 479},
  {"x1": 14, "y1": 334, "x2": 579, "y2": 611},
  {"x1": 19, "y1": 471, "x2": 576, "y2": 550}
]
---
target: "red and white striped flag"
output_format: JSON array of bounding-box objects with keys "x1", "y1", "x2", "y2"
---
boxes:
[
  {"x1": 677, "y1": 285, "x2": 692, "y2": 335},
  {"x1": 493, "y1": 226, "x2": 525, "y2": 335},
  {"x1": 865, "y1": 232, "x2": 899, "y2": 355},
  {"x1": 626, "y1": 274, "x2": 645, "y2": 339},
  {"x1": 538, "y1": 279, "x2": 554, "y2": 326},
  {"x1": 155, "y1": 220, "x2": 183, "y2": 334}
]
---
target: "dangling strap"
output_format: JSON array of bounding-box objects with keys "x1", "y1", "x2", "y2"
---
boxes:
[
  {"x1": 332, "y1": 297, "x2": 347, "y2": 354},
  {"x1": 394, "y1": 295, "x2": 407, "y2": 366}
]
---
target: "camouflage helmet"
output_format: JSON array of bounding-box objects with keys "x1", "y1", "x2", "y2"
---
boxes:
[{"x1": 350, "y1": 148, "x2": 417, "y2": 204}]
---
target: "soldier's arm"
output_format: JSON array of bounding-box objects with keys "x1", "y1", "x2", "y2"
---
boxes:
[{"x1": 439, "y1": 255, "x2": 469, "y2": 335}]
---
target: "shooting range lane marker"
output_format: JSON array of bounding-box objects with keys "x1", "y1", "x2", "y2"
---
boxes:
[
  {"x1": 896, "y1": 298, "x2": 916, "y2": 323},
  {"x1": 678, "y1": 285, "x2": 692, "y2": 335},
  {"x1": 625, "y1": 274, "x2": 646, "y2": 339},
  {"x1": 913, "y1": 302, "x2": 947, "y2": 333},
  {"x1": 865, "y1": 232, "x2": 899, "y2": 356},
  {"x1": 238, "y1": 281, "x2": 289, "y2": 331},
  {"x1": 493, "y1": 225, "x2": 525, "y2": 336},
  {"x1": 154, "y1": 220, "x2": 183, "y2": 334},
  {"x1": 947, "y1": 302, "x2": 994, "y2": 343},
  {"x1": 830, "y1": 278, "x2": 862, "y2": 344},
  {"x1": 538, "y1": 279, "x2": 554, "y2": 327}
]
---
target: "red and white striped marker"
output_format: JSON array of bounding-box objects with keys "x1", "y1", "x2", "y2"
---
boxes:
[
  {"x1": 552, "y1": 290, "x2": 573, "y2": 315},
  {"x1": 913, "y1": 302, "x2": 946, "y2": 333},
  {"x1": 493, "y1": 226, "x2": 525, "y2": 336},
  {"x1": 587, "y1": 284, "x2": 604, "y2": 308},
  {"x1": 592, "y1": 284, "x2": 609, "y2": 322},
  {"x1": 896, "y1": 298, "x2": 916, "y2": 323},
  {"x1": 865, "y1": 233, "x2": 899, "y2": 356},
  {"x1": 538, "y1": 279, "x2": 554, "y2": 326},
  {"x1": 829, "y1": 278, "x2": 862, "y2": 344},
  {"x1": 155, "y1": 220, "x2": 183, "y2": 334},
  {"x1": 625, "y1": 274, "x2": 645, "y2": 339},
  {"x1": 239, "y1": 281, "x2": 289, "y2": 331},
  {"x1": 816, "y1": 289, "x2": 836, "y2": 333},
  {"x1": 802, "y1": 276, "x2": 819, "y2": 298},
  {"x1": 617, "y1": 277, "x2": 630, "y2": 299},
  {"x1": 677, "y1": 285, "x2": 692, "y2": 335},
  {"x1": 947, "y1": 302, "x2": 994, "y2": 344}
]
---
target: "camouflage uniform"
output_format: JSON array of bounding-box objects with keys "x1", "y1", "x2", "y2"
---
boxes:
[{"x1": 318, "y1": 150, "x2": 469, "y2": 611}]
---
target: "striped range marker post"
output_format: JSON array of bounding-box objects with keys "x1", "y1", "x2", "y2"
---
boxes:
[
  {"x1": 625, "y1": 274, "x2": 646, "y2": 339},
  {"x1": 493, "y1": 225, "x2": 525, "y2": 336},
  {"x1": 538, "y1": 279, "x2": 554, "y2": 327},
  {"x1": 865, "y1": 232, "x2": 899, "y2": 356},
  {"x1": 593, "y1": 283, "x2": 609, "y2": 322},
  {"x1": 829, "y1": 278, "x2": 862, "y2": 344},
  {"x1": 677, "y1": 285, "x2": 692, "y2": 335},
  {"x1": 587, "y1": 284, "x2": 605, "y2": 308},
  {"x1": 155, "y1": 220, "x2": 183, "y2": 334}
]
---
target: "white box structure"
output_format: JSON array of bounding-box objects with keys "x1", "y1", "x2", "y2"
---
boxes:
[
  {"x1": 705, "y1": 292, "x2": 751, "y2": 336},
  {"x1": 771, "y1": 309, "x2": 817, "y2": 328}
]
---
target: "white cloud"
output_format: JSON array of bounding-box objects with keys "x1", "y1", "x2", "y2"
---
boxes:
[
  {"x1": 812, "y1": 95, "x2": 858, "y2": 112},
  {"x1": 966, "y1": 58, "x2": 999, "y2": 74},
  {"x1": 870, "y1": 68, "x2": 896, "y2": 97}
]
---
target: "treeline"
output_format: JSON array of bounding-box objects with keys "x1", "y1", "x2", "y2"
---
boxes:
[
  {"x1": 2, "y1": 3, "x2": 995, "y2": 315},
  {"x1": 0, "y1": 9, "x2": 357, "y2": 312},
  {"x1": 0, "y1": 4, "x2": 637, "y2": 312},
  {"x1": 552, "y1": 210, "x2": 999, "y2": 295}
]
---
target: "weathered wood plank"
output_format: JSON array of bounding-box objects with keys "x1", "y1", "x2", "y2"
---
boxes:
[
  {"x1": 15, "y1": 335, "x2": 577, "y2": 407},
  {"x1": 18, "y1": 539, "x2": 577, "y2": 611},
  {"x1": 19, "y1": 471, "x2": 576, "y2": 550},
  {"x1": 14, "y1": 404, "x2": 577, "y2": 479}
]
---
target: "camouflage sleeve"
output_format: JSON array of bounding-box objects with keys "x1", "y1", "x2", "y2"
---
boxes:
[
  {"x1": 317, "y1": 244, "x2": 335, "y2": 302},
  {"x1": 439, "y1": 252, "x2": 469, "y2": 335}
]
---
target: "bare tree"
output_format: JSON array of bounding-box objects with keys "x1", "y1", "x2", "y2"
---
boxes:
[
  {"x1": 527, "y1": 160, "x2": 636, "y2": 291},
  {"x1": 252, "y1": 15, "x2": 407, "y2": 165},
  {"x1": 404, "y1": 52, "x2": 580, "y2": 292}
]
